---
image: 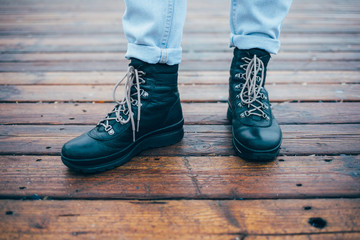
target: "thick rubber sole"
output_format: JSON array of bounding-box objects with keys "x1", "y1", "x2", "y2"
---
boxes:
[
  {"x1": 227, "y1": 106, "x2": 281, "y2": 161},
  {"x1": 61, "y1": 124, "x2": 184, "y2": 173}
]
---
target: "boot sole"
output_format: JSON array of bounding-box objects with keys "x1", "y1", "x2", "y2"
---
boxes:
[
  {"x1": 227, "y1": 106, "x2": 281, "y2": 161},
  {"x1": 232, "y1": 137, "x2": 281, "y2": 161},
  {"x1": 61, "y1": 122, "x2": 184, "y2": 173}
]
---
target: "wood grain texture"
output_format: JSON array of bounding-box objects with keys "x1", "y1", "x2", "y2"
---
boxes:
[
  {"x1": 1, "y1": 59, "x2": 359, "y2": 71},
  {"x1": 1, "y1": 71, "x2": 359, "y2": 85},
  {"x1": 1, "y1": 102, "x2": 360, "y2": 125},
  {"x1": 0, "y1": 155, "x2": 359, "y2": 199},
  {"x1": 0, "y1": 0, "x2": 359, "y2": 238},
  {"x1": 0, "y1": 199, "x2": 359, "y2": 239},
  {"x1": 1, "y1": 84, "x2": 359, "y2": 102},
  {"x1": 0, "y1": 124, "x2": 359, "y2": 156},
  {"x1": 1, "y1": 34, "x2": 360, "y2": 53}
]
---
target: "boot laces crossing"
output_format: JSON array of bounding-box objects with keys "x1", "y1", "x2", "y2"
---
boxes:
[
  {"x1": 236, "y1": 55, "x2": 269, "y2": 120},
  {"x1": 98, "y1": 66, "x2": 147, "y2": 141}
]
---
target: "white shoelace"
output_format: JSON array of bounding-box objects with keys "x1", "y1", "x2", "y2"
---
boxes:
[
  {"x1": 236, "y1": 55, "x2": 269, "y2": 119},
  {"x1": 98, "y1": 66, "x2": 147, "y2": 141}
]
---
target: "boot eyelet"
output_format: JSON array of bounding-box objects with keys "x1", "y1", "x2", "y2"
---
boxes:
[
  {"x1": 240, "y1": 113, "x2": 245, "y2": 118},
  {"x1": 105, "y1": 125, "x2": 115, "y2": 135},
  {"x1": 244, "y1": 111, "x2": 250, "y2": 117},
  {"x1": 142, "y1": 91, "x2": 149, "y2": 98},
  {"x1": 262, "y1": 113, "x2": 270, "y2": 120}
]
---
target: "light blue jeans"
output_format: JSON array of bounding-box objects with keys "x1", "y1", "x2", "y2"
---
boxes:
[{"x1": 123, "y1": 0, "x2": 293, "y2": 65}]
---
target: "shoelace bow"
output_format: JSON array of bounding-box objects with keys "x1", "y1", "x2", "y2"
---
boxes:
[
  {"x1": 236, "y1": 55, "x2": 269, "y2": 120},
  {"x1": 98, "y1": 66, "x2": 147, "y2": 141}
]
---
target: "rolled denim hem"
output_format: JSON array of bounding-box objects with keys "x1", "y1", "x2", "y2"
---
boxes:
[
  {"x1": 125, "y1": 43, "x2": 182, "y2": 65},
  {"x1": 230, "y1": 34, "x2": 280, "y2": 54}
]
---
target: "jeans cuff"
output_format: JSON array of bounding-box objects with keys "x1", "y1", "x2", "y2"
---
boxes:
[
  {"x1": 125, "y1": 43, "x2": 182, "y2": 65},
  {"x1": 230, "y1": 34, "x2": 280, "y2": 54}
]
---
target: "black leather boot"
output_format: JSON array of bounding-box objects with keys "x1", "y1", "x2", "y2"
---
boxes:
[
  {"x1": 228, "y1": 48, "x2": 282, "y2": 161},
  {"x1": 61, "y1": 58, "x2": 184, "y2": 173}
]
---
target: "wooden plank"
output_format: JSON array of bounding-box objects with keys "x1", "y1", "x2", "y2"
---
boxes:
[
  {"x1": 0, "y1": 14, "x2": 359, "y2": 25},
  {"x1": 1, "y1": 71, "x2": 359, "y2": 85},
  {"x1": 1, "y1": 51, "x2": 359, "y2": 62},
  {"x1": 0, "y1": 155, "x2": 359, "y2": 199},
  {"x1": 1, "y1": 23, "x2": 359, "y2": 35},
  {"x1": 0, "y1": 84, "x2": 360, "y2": 102},
  {"x1": 246, "y1": 233, "x2": 360, "y2": 240},
  {"x1": 1, "y1": 33, "x2": 359, "y2": 52},
  {"x1": 1, "y1": 102, "x2": 360, "y2": 125},
  {"x1": 0, "y1": 124, "x2": 359, "y2": 156},
  {"x1": 1, "y1": 34, "x2": 359, "y2": 53},
  {"x1": 0, "y1": 199, "x2": 359, "y2": 239},
  {"x1": 0, "y1": 58, "x2": 359, "y2": 71},
  {"x1": 0, "y1": 84, "x2": 359, "y2": 102}
]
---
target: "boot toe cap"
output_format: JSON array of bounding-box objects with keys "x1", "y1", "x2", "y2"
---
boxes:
[
  {"x1": 233, "y1": 122, "x2": 282, "y2": 151},
  {"x1": 61, "y1": 133, "x2": 108, "y2": 161}
]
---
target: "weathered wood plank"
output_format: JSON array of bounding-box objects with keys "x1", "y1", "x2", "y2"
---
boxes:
[
  {"x1": 0, "y1": 84, "x2": 359, "y2": 102},
  {"x1": 1, "y1": 52, "x2": 359, "y2": 62},
  {"x1": 1, "y1": 34, "x2": 359, "y2": 53},
  {"x1": 1, "y1": 19, "x2": 359, "y2": 35},
  {"x1": 0, "y1": 15, "x2": 359, "y2": 26},
  {"x1": 1, "y1": 59, "x2": 359, "y2": 71},
  {"x1": 0, "y1": 124, "x2": 359, "y2": 156},
  {"x1": 0, "y1": 155, "x2": 359, "y2": 199},
  {"x1": 0, "y1": 199, "x2": 359, "y2": 239},
  {"x1": 1, "y1": 71, "x2": 359, "y2": 85},
  {"x1": 1, "y1": 102, "x2": 360, "y2": 125},
  {"x1": 245, "y1": 233, "x2": 360, "y2": 240}
]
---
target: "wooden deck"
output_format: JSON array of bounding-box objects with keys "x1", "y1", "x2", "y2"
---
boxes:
[{"x1": 0, "y1": 0, "x2": 360, "y2": 239}]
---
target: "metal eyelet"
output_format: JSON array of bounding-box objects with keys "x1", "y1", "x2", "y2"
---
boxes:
[
  {"x1": 262, "y1": 113, "x2": 270, "y2": 120},
  {"x1": 142, "y1": 91, "x2": 149, "y2": 98},
  {"x1": 105, "y1": 125, "x2": 115, "y2": 135},
  {"x1": 244, "y1": 111, "x2": 250, "y2": 117}
]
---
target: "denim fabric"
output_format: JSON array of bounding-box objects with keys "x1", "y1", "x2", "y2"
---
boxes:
[
  {"x1": 123, "y1": 0, "x2": 187, "y2": 65},
  {"x1": 230, "y1": 0, "x2": 293, "y2": 54},
  {"x1": 123, "y1": 0, "x2": 292, "y2": 65}
]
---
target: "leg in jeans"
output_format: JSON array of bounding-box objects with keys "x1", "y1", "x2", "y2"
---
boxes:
[
  {"x1": 230, "y1": 0, "x2": 293, "y2": 54},
  {"x1": 228, "y1": 0, "x2": 293, "y2": 161},
  {"x1": 123, "y1": 0, "x2": 187, "y2": 65}
]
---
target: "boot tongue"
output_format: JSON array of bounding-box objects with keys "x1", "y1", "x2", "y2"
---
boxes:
[{"x1": 232, "y1": 49, "x2": 270, "y2": 122}]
